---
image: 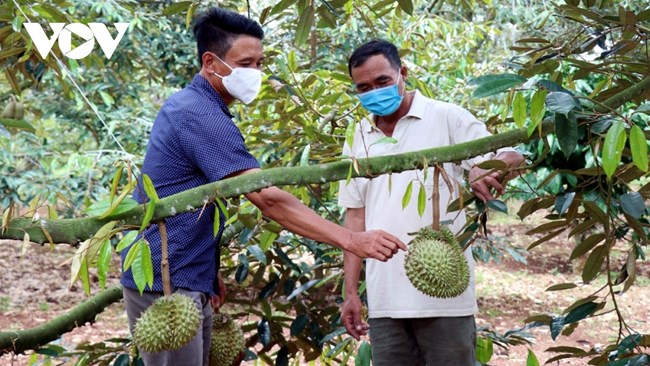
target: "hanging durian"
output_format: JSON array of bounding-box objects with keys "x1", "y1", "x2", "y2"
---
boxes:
[
  {"x1": 209, "y1": 313, "x2": 245, "y2": 366},
  {"x1": 133, "y1": 293, "x2": 201, "y2": 353},
  {"x1": 404, "y1": 225, "x2": 470, "y2": 298}
]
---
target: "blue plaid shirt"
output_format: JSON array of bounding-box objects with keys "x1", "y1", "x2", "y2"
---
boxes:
[{"x1": 121, "y1": 73, "x2": 259, "y2": 295}]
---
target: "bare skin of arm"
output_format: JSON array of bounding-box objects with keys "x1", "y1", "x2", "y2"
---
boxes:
[
  {"x1": 468, "y1": 151, "x2": 525, "y2": 202},
  {"x1": 341, "y1": 207, "x2": 369, "y2": 340},
  {"x1": 233, "y1": 168, "x2": 407, "y2": 261}
]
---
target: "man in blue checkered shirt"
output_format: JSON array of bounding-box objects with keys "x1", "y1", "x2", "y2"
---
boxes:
[{"x1": 120, "y1": 7, "x2": 406, "y2": 366}]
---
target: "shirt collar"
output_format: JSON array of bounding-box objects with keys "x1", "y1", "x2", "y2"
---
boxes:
[
  {"x1": 364, "y1": 90, "x2": 426, "y2": 133},
  {"x1": 190, "y1": 73, "x2": 233, "y2": 118}
]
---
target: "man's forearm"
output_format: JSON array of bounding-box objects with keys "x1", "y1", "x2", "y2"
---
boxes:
[
  {"x1": 344, "y1": 253, "x2": 363, "y2": 297},
  {"x1": 343, "y1": 207, "x2": 366, "y2": 297}
]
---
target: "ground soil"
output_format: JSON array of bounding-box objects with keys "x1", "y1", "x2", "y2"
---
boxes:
[{"x1": 1, "y1": 207, "x2": 648, "y2": 365}]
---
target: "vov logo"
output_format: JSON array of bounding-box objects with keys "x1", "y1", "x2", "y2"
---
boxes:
[{"x1": 24, "y1": 22, "x2": 129, "y2": 60}]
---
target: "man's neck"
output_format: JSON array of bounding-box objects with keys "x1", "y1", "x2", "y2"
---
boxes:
[{"x1": 375, "y1": 90, "x2": 415, "y2": 137}]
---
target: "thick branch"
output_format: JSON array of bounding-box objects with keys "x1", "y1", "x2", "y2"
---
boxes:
[
  {"x1": 0, "y1": 286, "x2": 123, "y2": 355},
  {"x1": 1, "y1": 121, "x2": 553, "y2": 244}
]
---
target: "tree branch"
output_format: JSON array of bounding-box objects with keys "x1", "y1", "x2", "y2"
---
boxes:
[
  {"x1": 1, "y1": 121, "x2": 554, "y2": 244},
  {"x1": 0, "y1": 286, "x2": 123, "y2": 355}
]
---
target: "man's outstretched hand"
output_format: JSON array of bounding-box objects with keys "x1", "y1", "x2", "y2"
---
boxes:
[{"x1": 346, "y1": 230, "x2": 407, "y2": 261}]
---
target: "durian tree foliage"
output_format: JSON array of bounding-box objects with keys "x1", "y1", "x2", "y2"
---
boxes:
[{"x1": 0, "y1": 0, "x2": 649, "y2": 365}]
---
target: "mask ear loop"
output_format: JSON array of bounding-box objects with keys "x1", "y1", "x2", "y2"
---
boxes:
[{"x1": 210, "y1": 53, "x2": 233, "y2": 79}]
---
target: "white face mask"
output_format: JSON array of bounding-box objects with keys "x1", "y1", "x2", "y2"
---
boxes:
[{"x1": 212, "y1": 55, "x2": 262, "y2": 105}]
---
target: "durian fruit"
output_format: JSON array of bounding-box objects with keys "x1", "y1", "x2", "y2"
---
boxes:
[
  {"x1": 404, "y1": 226, "x2": 470, "y2": 298},
  {"x1": 134, "y1": 293, "x2": 201, "y2": 353},
  {"x1": 209, "y1": 313, "x2": 245, "y2": 366}
]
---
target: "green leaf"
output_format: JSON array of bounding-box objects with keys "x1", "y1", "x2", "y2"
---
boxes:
[
  {"x1": 564, "y1": 301, "x2": 598, "y2": 324},
  {"x1": 590, "y1": 118, "x2": 613, "y2": 134},
  {"x1": 109, "y1": 166, "x2": 124, "y2": 203},
  {"x1": 97, "y1": 240, "x2": 112, "y2": 289},
  {"x1": 257, "y1": 319, "x2": 271, "y2": 346},
  {"x1": 85, "y1": 197, "x2": 138, "y2": 217},
  {"x1": 235, "y1": 253, "x2": 249, "y2": 284},
  {"x1": 355, "y1": 341, "x2": 372, "y2": 366},
  {"x1": 295, "y1": 5, "x2": 314, "y2": 45},
  {"x1": 582, "y1": 244, "x2": 607, "y2": 283},
  {"x1": 554, "y1": 192, "x2": 576, "y2": 215},
  {"x1": 629, "y1": 125, "x2": 648, "y2": 172},
  {"x1": 570, "y1": 233, "x2": 605, "y2": 260},
  {"x1": 163, "y1": 1, "x2": 192, "y2": 15},
  {"x1": 469, "y1": 74, "x2": 527, "y2": 99},
  {"x1": 546, "y1": 283, "x2": 577, "y2": 291},
  {"x1": 397, "y1": 0, "x2": 414, "y2": 15},
  {"x1": 290, "y1": 314, "x2": 309, "y2": 336},
  {"x1": 99, "y1": 181, "x2": 137, "y2": 219},
  {"x1": 0, "y1": 118, "x2": 35, "y2": 132},
  {"x1": 140, "y1": 202, "x2": 155, "y2": 231},
  {"x1": 258, "y1": 230, "x2": 277, "y2": 252},
  {"x1": 417, "y1": 184, "x2": 426, "y2": 217},
  {"x1": 369, "y1": 136, "x2": 398, "y2": 147},
  {"x1": 116, "y1": 231, "x2": 138, "y2": 253},
  {"x1": 476, "y1": 160, "x2": 507, "y2": 170},
  {"x1": 487, "y1": 199, "x2": 508, "y2": 214},
  {"x1": 602, "y1": 121, "x2": 627, "y2": 179},
  {"x1": 259, "y1": 279, "x2": 278, "y2": 300},
  {"x1": 287, "y1": 279, "x2": 319, "y2": 300},
  {"x1": 617, "y1": 334, "x2": 642, "y2": 355},
  {"x1": 555, "y1": 113, "x2": 578, "y2": 158},
  {"x1": 300, "y1": 144, "x2": 311, "y2": 166},
  {"x1": 123, "y1": 239, "x2": 142, "y2": 272},
  {"x1": 476, "y1": 336, "x2": 493, "y2": 363},
  {"x1": 142, "y1": 241, "x2": 154, "y2": 289},
  {"x1": 79, "y1": 260, "x2": 90, "y2": 296},
  {"x1": 550, "y1": 316, "x2": 565, "y2": 340},
  {"x1": 546, "y1": 92, "x2": 577, "y2": 115},
  {"x1": 620, "y1": 192, "x2": 645, "y2": 219},
  {"x1": 402, "y1": 181, "x2": 413, "y2": 209},
  {"x1": 131, "y1": 241, "x2": 153, "y2": 295},
  {"x1": 248, "y1": 244, "x2": 267, "y2": 265},
  {"x1": 213, "y1": 203, "x2": 220, "y2": 238},
  {"x1": 142, "y1": 174, "x2": 159, "y2": 201},
  {"x1": 526, "y1": 349, "x2": 540, "y2": 366},
  {"x1": 528, "y1": 89, "x2": 547, "y2": 136},
  {"x1": 113, "y1": 354, "x2": 130, "y2": 366},
  {"x1": 513, "y1": 92, "x2": 527, "y2": 128},
  {"x1": 186, "y1": 2, "x2": 199, "y2": 29}
]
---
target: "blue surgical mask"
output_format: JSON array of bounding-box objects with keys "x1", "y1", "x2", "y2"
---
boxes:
[{"x1": 357, "y1": 74, "x2": 403, "y2": 116}]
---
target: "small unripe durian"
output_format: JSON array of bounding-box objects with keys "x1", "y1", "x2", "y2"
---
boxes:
[
  {"x1": 134, "y1": 293, "x2": 201, "y2": 353},
  {"x1": 209, "y1": 313, "x2": 245, "y2": 366},
  {"x1": 404, "y1": 226, "x2": 470, "y2": 298}
]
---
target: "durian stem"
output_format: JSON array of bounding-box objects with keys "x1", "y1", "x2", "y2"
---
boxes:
[
  {"x1": 432, "y1": 165, "x2": 441, "y2": 231},
  {"x1": 159, "y1": 221, "x2": 172, "y2": 296}
]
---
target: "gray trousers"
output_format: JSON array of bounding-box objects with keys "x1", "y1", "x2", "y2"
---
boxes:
[
  {"x1": 123, "y1": 287, "x2": 213, "y2": 366},
  {"x1": 368, "y1": 316, "x2": 476, "y2": 366}
]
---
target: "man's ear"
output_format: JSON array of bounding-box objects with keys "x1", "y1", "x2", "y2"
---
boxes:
[{"x1": 400, "y1": 66, "x2": 408, "y2": 80}]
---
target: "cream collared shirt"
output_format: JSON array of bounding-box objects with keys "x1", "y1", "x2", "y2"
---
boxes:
[{"x1": 339, "y1": 90, "x2": 511, "y2": 318}]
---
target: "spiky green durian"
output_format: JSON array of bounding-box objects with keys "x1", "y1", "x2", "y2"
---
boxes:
[
  {"x1": 134, "y1": 293, "x2": 201, "y2": 353},
  {"x1": 404, "y1": 226, "x2": 470, "y2": 298},
  {"x1": 209, "y1": 313, "x2": 245, "y2": 366}
]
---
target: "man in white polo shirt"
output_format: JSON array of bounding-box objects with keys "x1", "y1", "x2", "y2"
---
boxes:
[{"x1": 339, "y1": 39, "x2": 524, "y2": 365}]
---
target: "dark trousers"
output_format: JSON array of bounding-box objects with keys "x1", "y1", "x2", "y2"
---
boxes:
[
  {"x1": 368, "y1": 316, "x2": 476, "y2": 366},
  {"x1": 123, "y1": 287, "x2": 213, "y2": 366}
]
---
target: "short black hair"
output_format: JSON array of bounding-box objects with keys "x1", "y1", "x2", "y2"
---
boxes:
[
  {"x1": 348, "y1": 39, "x2": 401, "y2": 76},
  {"x1": 193, "y1": 7, "x2": 264, "y2": 65}
]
